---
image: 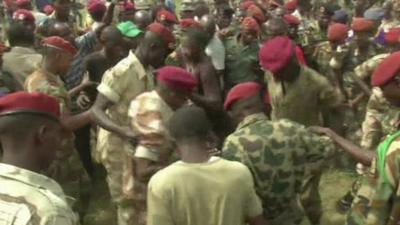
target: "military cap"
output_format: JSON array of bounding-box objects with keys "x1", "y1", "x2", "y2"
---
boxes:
[
  {"x1": 259, "y1": 36, "x2": 294, "y2": 74},
  {"x1": 148, "y1": 22, "x2": 176, "y2": 47},
  {"x1": 240, "y1": 1, "x2": 255, "y2": 10},
  {"x1": 364, "y1": 7, "x2": 385, "y2": 21},
  {"x1": 87, "y1": 0, "x2": 106, "y2": 14},
  {"x1": 241, "y1": 16, "x2": 260, "y2": 34},
  {"x1": 15, "y1": 0, "x2": 31, "y2": 8},
  {"x1": 12, "y1": 9, "x2": 35, "y2": 24},
  {"x1": 0, "y1": 92, "x2": 60, "y2": 120},
  {"x1": 327, "y1": 23, "x2": 349, "y2": 42},
  {"x1": 332, "y1": 9, "x2": 348, "y2": 24},
  {"x1": 384, "y1": 28, "x2": 400, "y2": 44},
  {"x1": 351, "y1": 17, "x2": 375, "y2": 32},
  {"x1": 285, "y1": 0, "x2": 297, "y2": 11},
  {"x1": 180, "y1": 18, "x2": 202, "y2": 29},
  {"x1": 119, "y1": 1, "x2": 135, "y2": 11},
  {"x1": 284, "y1": 14, "x2": 300, "y2": 26},
  {"x1": 157, "y1": 66, "x2": 197, "y2": 92},
  {"x1": 224, "y1": 82, "x2": 262, "y2": 110},
  {"x1": 117, "y1": 21, "x2": 143, "y2": 38},
  {"x1": 247, "y1": 4, "x2": 266, "y2": 23},
  {"x1": 371, "y1": 52, "x2": 400, "y2": 87},
  {"x1": 157, "y1": 9, "x2": 178, "y2": 24},
  {"x1": 42, "y1": 36, "x2": 78, "y2": 55}
]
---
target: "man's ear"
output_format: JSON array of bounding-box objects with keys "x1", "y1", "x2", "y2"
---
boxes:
[{"x1": 35, "y1": 125, "x2": 48, "y2": 145}]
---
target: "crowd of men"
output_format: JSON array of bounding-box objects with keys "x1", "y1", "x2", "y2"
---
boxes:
[{"x1": 0, "y1": 0, "x2": 400, "y2": 224}]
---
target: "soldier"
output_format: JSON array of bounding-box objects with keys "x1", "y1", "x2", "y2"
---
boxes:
[
  {"x1": 0, "y1": 92, "x2": 77, "y2": 225},
  {"x1": 128, "y1": 66, "x2": 197, "y2": 225},
  {"x1": 3, "y1": 10, "x2": 41, "y2": 91},
  {"x1": 222, "y1": 82, "x2": 336, "y2": 225},
  {"x1": 24, "y1": 36, "x2": 92, "y2": 220},
  {"x1": 147, "y1": 105, "x2": 266, "y2": 225},
  {"x1": 155, "y1": 9, "x2": 178, "y2": 31},
  {"x1": 224, "y1": 17, "x2": 262, "y2": 92},
  {"x1": 260, "y1": 36, "x2": 343, "y2": 225},
  {"x1": 90, "y1": 23, "x2": 174, "y2": 225}
]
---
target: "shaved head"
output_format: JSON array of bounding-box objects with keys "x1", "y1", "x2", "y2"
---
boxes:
[
  {"x1": 262, "y1": 17, "x2": 288, "y2": 37},
  {"x1": 200, "y1": 14, "x2": 216, "y2": 37},
  {"x1": 134, "y1": 10, "x2": 152, "y2": 30},
  {"x1": 100, "y1": 25, "x2": 123, "y2": 43}
]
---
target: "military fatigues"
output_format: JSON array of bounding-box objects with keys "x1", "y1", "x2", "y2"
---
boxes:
[
  {"x1": 24, "y1": 69, "x2": 91, "y2": 216},
  {"x1": 346, "y1": 88, "x2": 400, "y2": 225},
  {"x1": 126, "y1": 90, "x2": 175, "y2": 225},
  {"x1": 96, "y1": 51, "x2": 155, "y2": 225},
  {"x1": 224, "y1": 35, "x2": 261, "y2": 92},
  {"x1": 222, "y1": 113, "x2": 335, "y2": 225},
  {"x1": 0, "y1": 163, "x2": 78, "y2": 225},
  {"x1": 266, "y1": 65, "x2": 342, "y2": 224}
]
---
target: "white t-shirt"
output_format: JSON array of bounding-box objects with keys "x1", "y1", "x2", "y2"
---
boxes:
[{"x1": 205, "y1": 35, "x2": 226, "y2": 71}]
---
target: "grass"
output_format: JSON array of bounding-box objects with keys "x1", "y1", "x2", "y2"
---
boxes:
[{"x1": 83, "y1": 167, "x2": 356, "y2": 225}]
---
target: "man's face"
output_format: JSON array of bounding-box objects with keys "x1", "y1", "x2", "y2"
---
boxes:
[
  {"x1": 181, "y1": 38, "x2": 201, "y2": 62},
  {"x1": 38, "y1": 121, "x2": 64, "y2": 169},
  {"x1": 100, "y1": 34, "x2": 127, "y2": 60},
  {"x1": 288, "y1": 25, "x2": 298, "y2": 39},
  {"x1": 147, "y1": 42, "x2": 169, "y2": 69},
  {"x1": 216, "y1": 14, "x2": 232, "y2": 29},
  {"x1": 58, "y1": 52, "x2": 74, "y2": 76},
  {"x1": 241, "y1": 28, "x2": 258, "y2": 45},
  {"x1": 318, "y1": 8, "x2": 331, "y2": 31},
  {"x1": 54, "y1": 0, "x2": 71, "y2": 18},
  {"x1": 381, "y1": 74, "x2": 400, "y2": 107}
]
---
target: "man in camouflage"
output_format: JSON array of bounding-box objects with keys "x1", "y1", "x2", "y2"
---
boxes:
[
  {"x1": 90, "y1": 23, "x2": 174, "y2": 225},
  {"x1": 24, "y1": 36, "x2": 92, "y2": 220},
  {"x1": 222, "y1": 82, "x2": 336, "y2": 225},
  {"x1": 127, "y1": 66, "x2": 197, "y2": 225},
  {"x1": 0, "y1": 92, "x2": 78, "y2": 225}
]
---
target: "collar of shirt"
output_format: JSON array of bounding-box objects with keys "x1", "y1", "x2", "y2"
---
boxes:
[
  {"x1": 8, "y1": 46, "x2": 38, "y2": 55},
  {"x1": 0, "y1": 163, "x2": 65, "y2": 197},
  {"x1": 237, "y1": 113, "x2": 268, "y2": 130}
]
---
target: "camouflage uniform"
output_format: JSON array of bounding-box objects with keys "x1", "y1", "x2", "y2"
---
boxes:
[
  {"x1": 24, "y1": 68, "x2": 91, "y2": 216},
  {"x1": 0, "y1": 163, "x2": 78, "y2": 225},
  {"x1": 346, "y1": 88, "x2": 400, "y2": 225},
  {"x1": 266, "y1": 66, "x2": 342, "y2": 224},
  {"x1": 222, "y1": 113, "x2": 336, "y2": 225},
  {"x1": 126, "y1": 90, "x2": 175, "y2": 225},
  {"x1": 96, "y1": 51, "x2": 155, "y2": 225}
]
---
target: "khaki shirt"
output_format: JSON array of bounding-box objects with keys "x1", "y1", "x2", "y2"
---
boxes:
[
  {"x1": 97, "y1": 51, "x2": 155, "y2": 159},
  {"x1": 266, "y1": 66, "x2": 342, "y2": 127},
  {"x1": 0, "y1": 163, "x2": 77, "y2": 225},
  {"x1": 3, "y1": 47, "x2": 42, "y2": 88}
]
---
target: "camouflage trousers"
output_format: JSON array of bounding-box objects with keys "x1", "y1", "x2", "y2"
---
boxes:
[
  {"x1": 301, "y1": 172, "x2": 323, "y2": 225},
  {"x1": 47, "y1": 147, "x2": 91, "y2": 218},
  {"x1": 264, "y1": 199, "x2": 305, "y2": 225}
]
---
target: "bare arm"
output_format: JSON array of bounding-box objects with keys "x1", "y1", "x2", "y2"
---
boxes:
[
  {"x1": 310, "y1": 127, "x2": 375, "y2": 166},
  {"x1": 90, "y1": 93, "x2": 136, "y2": 139},
  {"x1": 248, "y1": 215, "x2": 267, "y2": 225},
  {"x1": 102, "y1": 2, "x2": 115, "y2": 25},
  {"x1": 61, "y1": 110, "x2": 91, "y2": 131},
  {"x1": 190, "y1": 62, "x2": 223, "y2": 112}
]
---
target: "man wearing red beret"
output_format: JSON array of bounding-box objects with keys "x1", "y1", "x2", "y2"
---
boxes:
[
  {"x1": 126, "y1": 66, "x2": 197, "y2": 225},
  {"x1": 222, "y1": 82, "x2": 336, "y2": 225},
  {"x1": 24, "y1": 36, "x2": 93, "y2": 220},
  {"x1": 90, "y1": 23, "x2": 175, "y2": 225},
  {"x1": 156, "y1": 9, "x2": 178, "y2": 31},
  {"x1": 224, "y1": 16, "x2": 262, "y2": 92},
  {"x1": 0, "y1": 92, "x2": 78, "y2": 225},
  {"x1": 260, "y1": 36, "x2": 343, "y2": 225}
]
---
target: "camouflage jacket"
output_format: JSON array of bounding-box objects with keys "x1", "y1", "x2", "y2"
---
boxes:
[{"x1": 222, "y1": 113, "x2": 335, "y2": 222}]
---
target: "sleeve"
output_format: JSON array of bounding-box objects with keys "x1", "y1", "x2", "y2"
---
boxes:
[
  {"x1": 33, "y1": 84, "x2": 70, "y2": 114},
  {"x1": 206, "y1": 37, "x2": 226, "y2": 71},
  {"x1": 354, "y1": 56, "x2": 382, "y2": 80},
  {"x1": 221, "y1": 136, "x2": 246, "y2": 163},
  {"x1": 97, "y1": 66, "x2": 129, "y2": 103},
  {"x1": 129, "y1": 96, "x2": 170, "y2": 162},
  {"x1": 366, "y1": 146, "x2": 400, "y2": 225},
  {"x1": 75, "y1": 31, "x2": 97, "y2": 50},
  {"x1": 301, "y1": 125, "x2": 336, "y2": 165},
  {"x1": 242, "y1": 166, "x2": 263, "y2": 219},
  {"x1": 147, "y1": 178, "x2": 174, "y2": 225}
]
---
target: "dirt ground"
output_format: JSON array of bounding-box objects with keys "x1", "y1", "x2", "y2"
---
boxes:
[{"x1": 83, "y1": 167, "x2": 356, "y2": 225}]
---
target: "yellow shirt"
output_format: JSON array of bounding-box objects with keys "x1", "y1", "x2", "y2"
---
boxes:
[{"x1": 147, "y1": 157, "x2": 263, "y2": 225}]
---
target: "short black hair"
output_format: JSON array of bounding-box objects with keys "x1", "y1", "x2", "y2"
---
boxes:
[
  {"x1": 168, "y1": 106, "x2": 212, "y2": 142},
  {"x1": 0, "y1": 114, "x2": 56, "y2": 138},
  {"x1": 7, "y1": 22, "x2": 34, "y2": 46},
  {"x1": 182, "y1": 28, "x2": 209, "y2": 50}
]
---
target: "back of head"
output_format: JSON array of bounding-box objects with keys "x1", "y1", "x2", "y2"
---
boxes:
[
  {"x1": 168, "y1": 105, "x2": 212, "y2": 143},
  {"x1": 7, "y1": 21, "x2": 35, "y2": 46},
  {"x1": 200, "y1": 14, "x2": 216, "y2": 37},
  {"x1": 182, "y1": 28, "x2": 209, "y2": 50},
  {"x1": 264, "y1": 17, "x2": 288, "y2": 37}
]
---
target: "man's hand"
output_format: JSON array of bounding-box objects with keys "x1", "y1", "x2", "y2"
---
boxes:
[
  {"x1": 120, "y1": 126, "x2": 139, "y2": 146},
  {"x1": 309, "y1": 126, "x2": 334, "y2": 137},
  {"x1": 76, "y1": 92, "x2": 92, "y2": 110}
]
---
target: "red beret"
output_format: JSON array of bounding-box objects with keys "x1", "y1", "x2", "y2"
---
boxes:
[
  {"x1": 240, "y1": 1, "x2": 255, "y2": 10},
  {"x1": 285, "y1": 0, "x2": 297, "y2": 11},
  {"x1": 351, "y1": 17, "x2": 375, "y2": 32},
  {"x1": 157, "y1": 9, "x2": 178, "y2": 24},
  {"x1": 247, "y1": 4, "x2": 266, "y2": 23},
  {"x1": 327, "y1": 23, "x2": 349, "y2": 42},
  {"x1": 87, "y1": 0, "x2": 106, "y2": 14},
  {"x1": 180, "y1": 18, "x2": 202, "y2": 30},
  {"x1": 42, "y1": 36, "x2": 78, "y2": 55},
  {"x1": 148, "y1": 23, "x2": 176, "y2": 47},
  {"x1": 241, "y1": 16, "x2": 260, "y2": 34},
  {"x1": 0, "y1": 92, "x2": 60, "y2": 120},
  {"x1": 12, "y1": 9, "x2": 35, "y2": 24},
  {"x1": 224, "y1": 82, "x2": 262, "y2": 110},
  {"x1": 15, "y1": 0, "x2": 31, "y2": 8},
  {"x1": 119, "y1": 1, "x2": 135, "y2": 12},
  {"x1": 259, "y1": 36, "x2": 294, "y2": 74},
  {"x1": 43, "y1": 5, "x2": 54, "y2": 15},
  {"x1": 371, "y1": 52, "x2": 400, "y2": 87},
  {"x1": 384, "y1": 28, "x2": 400, "y2": 44},
  {"x1": 157, "y1": 66, "x2": 197, "y2": 92},
  {"x1": 284, "y1": 14, "x2": 300, "y2": 26}
]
